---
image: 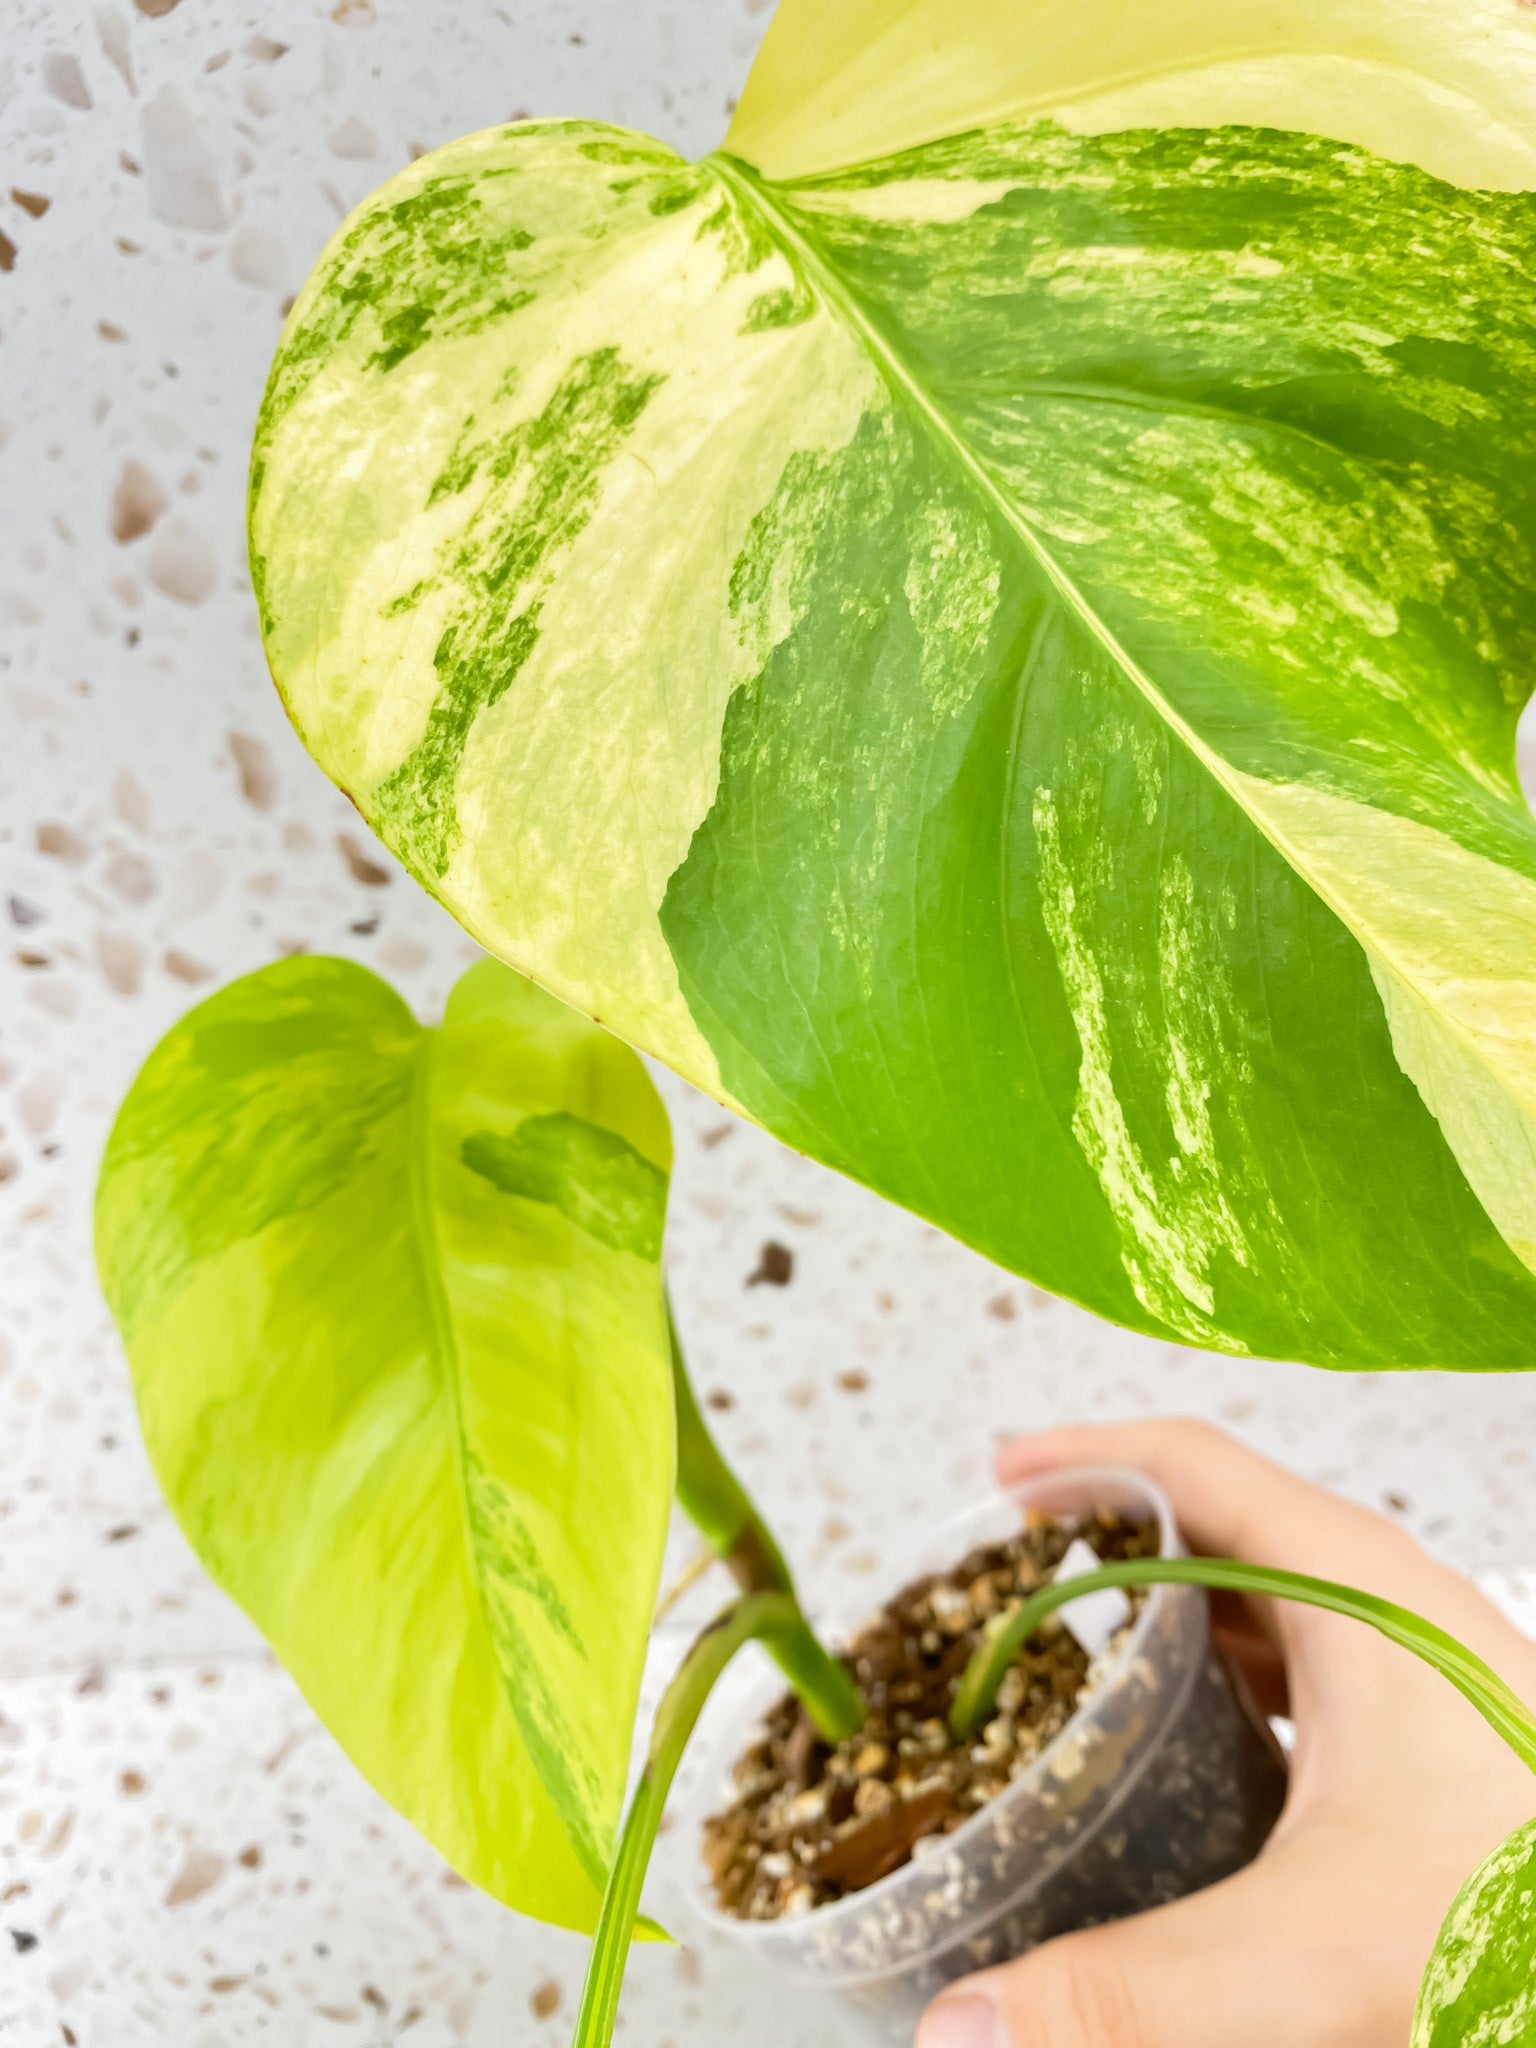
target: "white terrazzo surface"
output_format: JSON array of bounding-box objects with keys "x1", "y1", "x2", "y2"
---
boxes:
[{"x1": 4, "y1": 4, "x2": 1536, "y2": 2043}]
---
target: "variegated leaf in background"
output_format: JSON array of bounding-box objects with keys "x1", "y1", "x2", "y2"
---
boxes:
[
  {"x1": 1413, "y1": 1812, "x2": 1536, "y2": 2046},
  {"x1": 94, "y1": 956, "x2": 675, "y2": 1934},
  {"x1": 251, "y1": 0, "x2": 1536, "y2": 1368}
]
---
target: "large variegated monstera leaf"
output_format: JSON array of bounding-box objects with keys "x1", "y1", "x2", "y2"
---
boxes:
[{"x1": 251, "y1": 0, "x2": 1536, "y2": 1368}]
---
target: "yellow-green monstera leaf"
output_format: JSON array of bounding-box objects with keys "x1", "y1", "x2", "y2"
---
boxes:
[
  {"x1": 251, "y1": 0, "x2": 1536, "y2": 1369},
  {"x1": 95, "y1": 956, "x2": 674, "y2": 1933}
]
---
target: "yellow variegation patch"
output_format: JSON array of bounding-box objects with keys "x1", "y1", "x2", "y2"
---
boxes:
[{"x1": 729, "y1": 0, "x2": 1536, "y2": 189}]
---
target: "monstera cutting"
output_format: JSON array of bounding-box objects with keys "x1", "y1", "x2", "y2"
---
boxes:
[
  {"x1": 98, "y1": 0, "x2": 1536, "y2": 2040},
  {"x1": 250, "y1": 0, "x2": 1536, "y2": 1371}
]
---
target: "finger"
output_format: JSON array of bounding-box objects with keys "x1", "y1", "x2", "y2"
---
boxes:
[
  {"x1": 916, "y1": 1837, "x2": 1410, "y2": 2048},
  {"x1": 995, "y1": 1419, "x2": 1400, "y2": 1582},
  {"x1": 995, "y1": 1418, "x2": 1406, "y2": 1691},
  {"x1": 993, "y1": 1419, "x2": 1536, "y2": 1743}
]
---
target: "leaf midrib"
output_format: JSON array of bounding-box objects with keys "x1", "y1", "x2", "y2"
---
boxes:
[
  {"x1": 710, "y1": 151, "x2": 1523, "y2": 1136},
  {"x1": 403, "y1": 1032, "x2": 505, "y2": 1711},
  {"x1": 712, "y1": 154, "x2": 1211, "y2": 762},
  {"x1": 404, "y1": 1034, "x2": 614, "y2": 1892}
]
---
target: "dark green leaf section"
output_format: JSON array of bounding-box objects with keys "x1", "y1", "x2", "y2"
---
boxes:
[
  {"x1": 662, "y1": 403, "x2": 1536, "y2": 1363},
  {"x1": 372, "y1": 348, "x2": 664, "y2": 878},
  {"x1": 1414, "y1": 1813, "x2": 1536, "y2": 2046},
  {"x1": 664, "y1": 405, "x2": 1139, "y2": 1335},
  {"x1": 661, "y1": 129, "x2": 1536, "y2": 1366},
  {"x1": 462, "y1": 1110, "x2": 667, "y2": 1260}
]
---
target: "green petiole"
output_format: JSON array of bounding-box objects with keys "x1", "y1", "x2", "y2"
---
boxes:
[
  {"x1": 949, "y1": 1556, "x2": 1536, "y2": 1769},
  {"x1": 668, "y1": 1295, "x2": 863, "y2": 1743},
  {"x1": 571, "y1": 1591, "x2": 804, "y2": 2048},
  {"x1": 570, "y1": 1310, "x2": 867, "y2": 2048}
]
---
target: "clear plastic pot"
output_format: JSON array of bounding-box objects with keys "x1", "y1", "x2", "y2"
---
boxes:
[{"x1": 681, "y1": 1466, "x2": 1288, "y2": 2038}]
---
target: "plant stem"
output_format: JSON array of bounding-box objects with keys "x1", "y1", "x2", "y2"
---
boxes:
[
  {"x1": 667, "y1": 1295, "x2": 863, "y2": 1742},
  {"x1": 571, "y1": 1591, "x2": 802, "y2": 2048},
  {"x1": 948, "y1": 1556, "x2": 1536, "y2": 1768}
]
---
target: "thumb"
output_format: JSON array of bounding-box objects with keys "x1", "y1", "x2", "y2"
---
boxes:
[{"x1": 913, "y1": 1847, "x2": 1361, "y2": 2048}]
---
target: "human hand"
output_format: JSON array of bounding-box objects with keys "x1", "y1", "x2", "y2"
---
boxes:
[{"x1": 915, "y1": 1420, "x2": 1536, "y2": 2048}]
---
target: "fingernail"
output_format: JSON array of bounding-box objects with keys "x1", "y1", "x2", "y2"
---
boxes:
[{"x1": 916, "y1": 1994, "x2": 1010, "y2": 2048}]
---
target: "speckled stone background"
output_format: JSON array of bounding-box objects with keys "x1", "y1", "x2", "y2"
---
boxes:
[{"x1": 4, "y1": 5, "x2": 1536, "y2": 2045}]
